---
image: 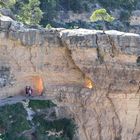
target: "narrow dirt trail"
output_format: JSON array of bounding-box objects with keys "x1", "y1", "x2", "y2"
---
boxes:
[{"x1": 0, "y1": 95, "x2": 56, "y2": 107}]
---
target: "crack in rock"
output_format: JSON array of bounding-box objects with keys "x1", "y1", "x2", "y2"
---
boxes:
[
  {"x1": 57, "y1": 34, "x2": 94, "y2": 87},
  {"x1": 132, "y1": 113, "x2": 139, "y2": 134},
  {"x1": 106, "y1": 84, "x2": 122, "y2": 140},
  {"x1": 106, "y1": 34, "x2": 118, "y2": 58},
  {"x1": 95, "y1": 34, "x2": 104, "y2": 64},
  {"x1": 95, "y1": 34, "x2": 110, "y2": 74}
]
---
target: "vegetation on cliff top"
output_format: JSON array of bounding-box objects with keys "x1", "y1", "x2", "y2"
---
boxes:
[
  {"x1": 17, "y1": 0, "x2": 43, "y2": 25},
  {"x1": 90, "y1": 8, "x2": 114, "y2": 22},
  {"x1": 0, "y1": 0, "x2": 139, "y2": 29},
  {"x1": 90, "y1": 8, "x2": 114, "y2": 31}
]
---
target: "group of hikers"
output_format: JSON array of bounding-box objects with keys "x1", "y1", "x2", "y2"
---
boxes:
[{"x1": 25, "y1": 86, "x2": 43, "y2": 97}]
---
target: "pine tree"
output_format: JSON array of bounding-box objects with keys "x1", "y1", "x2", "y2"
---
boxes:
[{"x1": 90, "y1": 8, "x2": 114, "y2": 32}]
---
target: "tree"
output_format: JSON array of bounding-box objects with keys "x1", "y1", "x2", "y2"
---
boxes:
[
  {"x1": 90, "y1": 8, "x2": 114, "y2": 32},
  {"x1": 40, "y1": 0, "x2": 58, "y2": 26},
  {"x1": 7, "y1": 0, "x2": 16, "y2": 8},
  {"x1": 0, "y1": 1, "x2": 6, "y2": 7},
  {"x1": 46, "y1": 23, "x2": 52, "y2": 29},
  {"x1": 17, "y1": 0, "x2": 43, "y2": 25},
  {"x1": 0, "y1": 0, "x2": 16, "y2": 8}
]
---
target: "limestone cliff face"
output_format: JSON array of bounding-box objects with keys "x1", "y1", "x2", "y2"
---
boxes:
[{"x1": 0, "y1": 16, "x2": 140, "y2": 140}]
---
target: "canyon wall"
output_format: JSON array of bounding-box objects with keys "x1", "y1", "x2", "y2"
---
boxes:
[{"x1": 0, "y1": 16, "x2": 140, "y2": 140}]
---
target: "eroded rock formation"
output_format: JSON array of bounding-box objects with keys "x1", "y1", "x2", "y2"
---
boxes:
[{"x1": 0, "y1": 16, "x2": 140, "y2": 140}]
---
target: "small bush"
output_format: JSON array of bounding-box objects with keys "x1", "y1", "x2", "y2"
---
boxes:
[
  {"x1": 29, "y1": 100, "x2": 56, "y2": 111},
  {"x1": 46, "y1": 24, "x2": 53, "y2": 29}
]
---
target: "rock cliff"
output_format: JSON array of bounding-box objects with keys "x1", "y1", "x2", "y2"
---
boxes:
[{"x1": 0, "y1": 16, "x2": 140, "y2": 140}]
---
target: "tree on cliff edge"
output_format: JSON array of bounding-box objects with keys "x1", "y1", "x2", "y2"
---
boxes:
[
  {"x1": 0, "y1": 1, "x2": 5, "y2": 7},
  {"x1": 90, "y1": 8, "x2": 114, "y2": 32},
  {"x1": 17, "y1": 0, "x2": 43, "y2": 25}
]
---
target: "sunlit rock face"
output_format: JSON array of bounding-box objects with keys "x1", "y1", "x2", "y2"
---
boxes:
[{"x1": 0, "y1": 16, "x2": 140, "y2": 140}]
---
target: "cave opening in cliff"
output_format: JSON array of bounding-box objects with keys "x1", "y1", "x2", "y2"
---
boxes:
[
  {"x1": 84, "y1": 77, "x2": 94, "y2": 89},
  {"x1": 28, "y1": 76, "x2": 44, "y2": 95}
]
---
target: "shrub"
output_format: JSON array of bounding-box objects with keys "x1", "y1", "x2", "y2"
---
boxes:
[
  {"x1": 29, "y1": 100, "x2": 56, "y2": 111},
  {"x1": 0, "y1": 103, "x2": 31, "y2": 140},
  {"x1": 33, "y1": 114, "x2": 76, "y2": 140},
  {"x1": 46, "y1": 23, "x2": 53, "y2": 29}
]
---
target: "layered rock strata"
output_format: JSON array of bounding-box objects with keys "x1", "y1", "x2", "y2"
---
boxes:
[{"x1": 0, "y1": 16, "x2": 140, "y2": 140}]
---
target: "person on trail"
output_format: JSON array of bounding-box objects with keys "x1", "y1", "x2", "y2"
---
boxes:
[
  {"x1": 28, "y1": 86, "x2": 33, "y2": 97},
  {"x1": 25, "y1": 86, "x2": 33, "y2": 97},
  {"x1": 25, "y1": 86, "x2": 30, "y2": 96}
]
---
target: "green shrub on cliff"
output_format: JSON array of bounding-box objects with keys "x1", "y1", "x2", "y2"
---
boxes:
[
  {"x1": 0, "y1": 0, "x2": 16, "y2": 8},
  {"x1": 90, "y1": 8, "x2": 114, "y2": 23},
  {"x1": 0, "y1": 1, "x2": 5, "y2": 7},
  {"x1": 90, "y1": 8, "x2": 114, "y2": 31},
  {"x1": 46, "y1": 23, "x2": 53, "y2": 29},
  {"x1": 29, "y1": 99, "x2": 56, "y2": 111},
  {"x1": 17, "y1": 0, "x2": 43, "y2": 25}
]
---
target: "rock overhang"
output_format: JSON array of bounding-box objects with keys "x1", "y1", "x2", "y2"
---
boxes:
[{"x1": 1, "y1": 15, "x2": 140, "y2": 52}]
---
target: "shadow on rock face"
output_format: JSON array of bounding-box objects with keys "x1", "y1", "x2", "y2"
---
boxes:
[{"x1": 0, "y1": 66, "x2": 10, "y2": 88}]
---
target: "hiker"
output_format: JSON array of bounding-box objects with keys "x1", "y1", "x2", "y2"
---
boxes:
[
  {"x1": 28, "y1": 86, "x2": 33, "y2": 97},
  {"x1": 25, "y1": 86, "x2": 33, "y2": 97},
  {"x1": 25, "y1": 86, "x2": 30, "y2": 96}
]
